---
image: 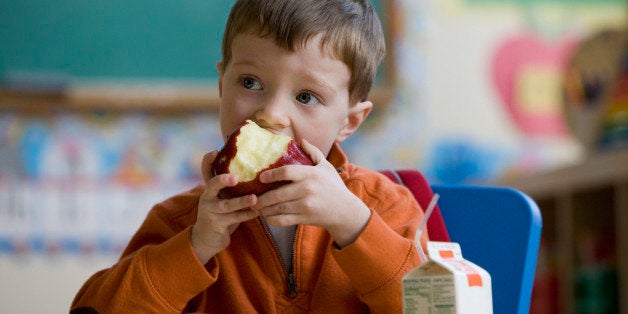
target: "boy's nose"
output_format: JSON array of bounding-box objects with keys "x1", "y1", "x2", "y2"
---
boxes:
[{"x1": 254, "y1": 95, "x2": 291, "y2": 131}]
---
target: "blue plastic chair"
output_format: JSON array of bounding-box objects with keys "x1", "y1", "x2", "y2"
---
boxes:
[{"x1": 431, "y1": 184, "x2": 543, "y2": 314}]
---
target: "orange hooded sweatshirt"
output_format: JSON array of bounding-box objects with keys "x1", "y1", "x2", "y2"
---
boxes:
[{"x1": 71, "y1": 144, "x2": 428, "y2": 313}]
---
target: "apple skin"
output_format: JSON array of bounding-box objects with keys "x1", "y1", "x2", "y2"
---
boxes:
[{"x1": 211, "y1": 120, "x2": 313, "y2": 199}]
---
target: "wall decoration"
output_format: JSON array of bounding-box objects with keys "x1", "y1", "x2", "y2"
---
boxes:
[
  {"x1": 0, "y1": 112, "x2": 221, "y2": 255},
  {"x1": 563, "y1": 28, "x2": 628, "y2": 151},
  {"x1": 491, "y1": 33, "x2": 578, "y2": 137}
]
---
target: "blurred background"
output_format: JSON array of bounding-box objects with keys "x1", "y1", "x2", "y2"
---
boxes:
[{"x1": 1, "y1": 0, "x2": 626, "y2": 313}]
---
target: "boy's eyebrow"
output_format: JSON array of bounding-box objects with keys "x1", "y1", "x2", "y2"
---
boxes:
[{"x1": 305, "y1": 73, "x2": 336, "y2": 96}]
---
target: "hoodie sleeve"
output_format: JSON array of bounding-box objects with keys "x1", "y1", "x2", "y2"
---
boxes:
[
  {"x1": 331, "y1": 173, "x2": 429, "y2": 314},
  {"x1": 70, "y1": 187, "x2": 217, "y2": 313}
]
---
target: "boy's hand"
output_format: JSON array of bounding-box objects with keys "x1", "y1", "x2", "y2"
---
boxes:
[
  {"x1": 191, "y1": 151, "x2": 260, "y2": 264},
  {"x1": 252, "y1": 140, "x2": 371, "y2": 248}
]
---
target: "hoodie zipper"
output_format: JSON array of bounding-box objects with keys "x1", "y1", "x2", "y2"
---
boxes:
[{"x1": 260, "y1": 217, "x2": 299, "y2": 299}]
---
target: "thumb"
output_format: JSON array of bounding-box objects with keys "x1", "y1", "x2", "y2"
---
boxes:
[
  {"x1": 300, "y1": 139, "x2": 326, "y2": 165},
  {"x1": 201, "y1": 150, "x2": 219, "y2": 183}
]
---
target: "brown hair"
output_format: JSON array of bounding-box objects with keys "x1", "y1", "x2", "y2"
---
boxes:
[{"x1": 221, "y1": 0, "x2": 386, "y2": 103}]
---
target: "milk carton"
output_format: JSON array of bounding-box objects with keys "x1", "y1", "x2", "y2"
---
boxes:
[{"x1": 403, "y1": 241, "x2": 493, "y2": 314}]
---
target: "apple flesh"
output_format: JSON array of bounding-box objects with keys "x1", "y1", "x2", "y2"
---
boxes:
[{"x1": 211, "y1": 120, "x2": 313, "y2": 198}]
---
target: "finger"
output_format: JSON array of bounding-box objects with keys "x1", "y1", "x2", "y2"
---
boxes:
[
  {"x1": 210, "y1": 194, "x2": 257, "y2": 214},
  {"x1": 259, "y1": 164, "x2": 299, "y2": 184},
  {"x1": 259, "y1": 199, "x2": 300, "y2": 217},
  {"x1": 253, "y1": 180, "x2": 301, "y2": 210},
  {"x1": 263, "y1": 213, "x2": 299, "y2": 227},
  {"x1": 204, "y1": 173, "x2": 238, "y2": 198},
  {"x1": 300, "y1": 139, "x2": 326, "y2": 165},
  {"x1": 260, "y1": 202, "x2": 289, "y2": 217},
  {"x1": 227, "y1": 207, "x2": 260, "y2": 225},
  {"x1": 201, "y1": 151, "x2": 219, "y2": 183},
  {"x1": 204, "y1": 208, "x2": 258, "y2": 236},
  {"x1": 225, "y1": 194, "x2": 258, "y2": 213}
]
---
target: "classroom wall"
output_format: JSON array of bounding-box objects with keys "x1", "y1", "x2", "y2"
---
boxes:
[
  {"x1": 342, "y1": 0, "x2": 625, "y2": 184},
  {"x1": 0, "y1": 1, "x2": 625, "y2": 313}
]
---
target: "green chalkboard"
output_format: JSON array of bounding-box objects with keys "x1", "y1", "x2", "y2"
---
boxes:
[
  {"x1": 0, "y1": 0, "x2": 236, "y2": 82},
  {"x1": 1, "y1": 0, "x2": 389, "y2": 85}
]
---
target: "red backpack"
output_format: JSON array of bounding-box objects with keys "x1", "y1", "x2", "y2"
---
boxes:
[{"x1": 380, "y1": 170, "x2": 450, "y2": 242}]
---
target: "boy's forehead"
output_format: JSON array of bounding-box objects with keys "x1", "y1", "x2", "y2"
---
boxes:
[
  {"x1": 232, "y1": 31, "x2": 342, "y2": 62},
  {"x1": 229, "y1": 33, "x2": 351, "y2": 90}
]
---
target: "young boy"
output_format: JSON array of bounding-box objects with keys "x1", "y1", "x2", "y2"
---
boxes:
[{"x1": 71, "y1": 0, "x2": 428, "y2": 312}]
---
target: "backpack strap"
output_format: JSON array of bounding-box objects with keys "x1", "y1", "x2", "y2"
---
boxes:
[{"x1": 380, "y1": 169, "x2": 451, "y2": 242}]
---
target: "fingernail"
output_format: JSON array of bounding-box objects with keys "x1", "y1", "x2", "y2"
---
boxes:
[
  {"x1": 248, "y1": 194, "x2": 257, "y2": 204},
  {"x1": 226, "y1": 174, "x2": 237, "y2": 185},
  {"x1": 259, "y1": 171, "x2": 268, "y2": 183}
]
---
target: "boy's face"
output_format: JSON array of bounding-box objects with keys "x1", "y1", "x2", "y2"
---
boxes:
[{"x1": 217, "y1": 33, "x2": 372, "y2": 157}]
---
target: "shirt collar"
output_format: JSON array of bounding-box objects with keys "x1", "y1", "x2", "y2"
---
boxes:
[{"x1": 327, "y1": 142, "x2": 349, "y2": 175}]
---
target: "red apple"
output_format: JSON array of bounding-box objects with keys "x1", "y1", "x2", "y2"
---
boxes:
[{"x1": 211, "y1": 120, "x2": 313, "y2": 198}]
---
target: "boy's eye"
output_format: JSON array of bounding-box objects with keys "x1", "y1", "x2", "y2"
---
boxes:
[
  {"x1": 296, "y1": 92, "x2": 319, "y2": 105},
  {"x1": 241, "y1": 77, "x2": 262, "y2": 90}
]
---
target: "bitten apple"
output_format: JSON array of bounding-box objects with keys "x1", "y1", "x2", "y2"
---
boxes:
[{"x1": 211, "y1": 120, "x2": 313, "y2": 198}]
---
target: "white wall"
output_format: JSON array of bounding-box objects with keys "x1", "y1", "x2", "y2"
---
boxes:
[{"x1": 0, "y1": 255, "x2": 117, "y2": 313}]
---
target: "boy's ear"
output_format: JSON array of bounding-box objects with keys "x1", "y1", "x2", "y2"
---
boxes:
[
  {"x1": 335, "y1": 100, "x2": 373, "y2": 143},
  {"x1": 216, "y1": 61, "x2": 224, "y2": 98}
]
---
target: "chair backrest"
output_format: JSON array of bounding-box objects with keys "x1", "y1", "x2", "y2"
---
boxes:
[
  {"x1": 431, "y1": 184, "x2": 542, "y2": 314},
  {"x1": 381, "y1": 170, "x2": 542, "y2": 314}
]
